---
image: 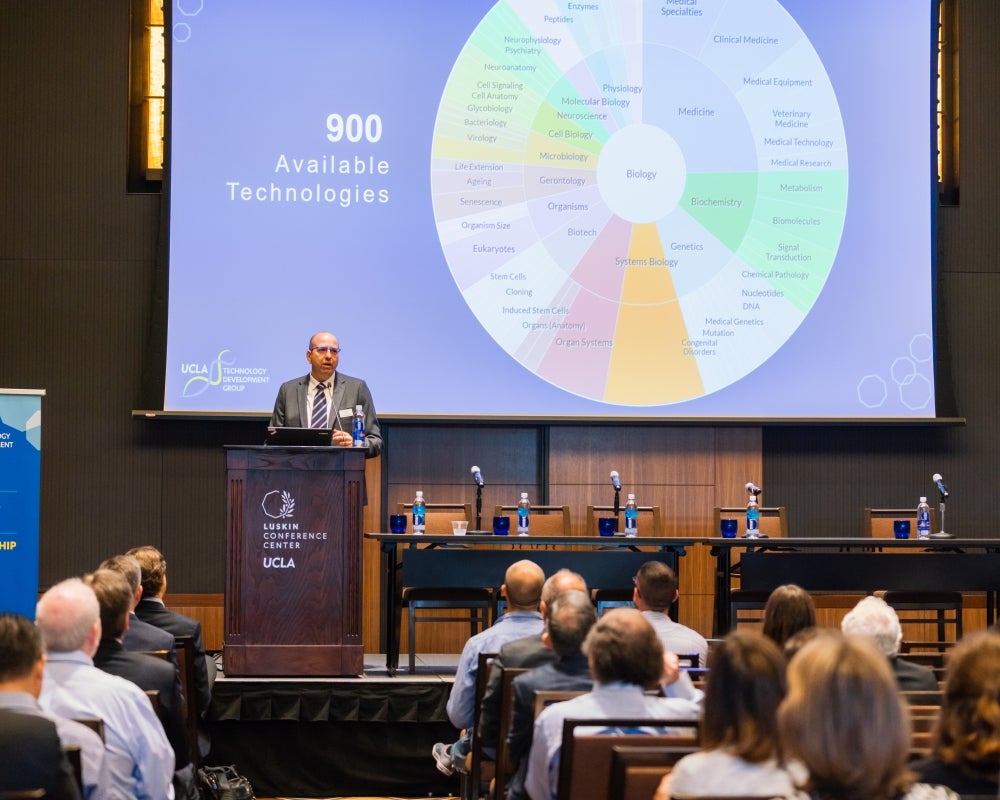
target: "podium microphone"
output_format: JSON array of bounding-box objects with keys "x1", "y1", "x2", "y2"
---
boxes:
[
  {"x1": 471, "y1": 466, "x2": 485, "y2": 487},
  {"x1": 932, "y1": 473, "x2": 949, "y2": 499},
  {"x1": 746, "y1": 482, "x2": 762, "y2": 496}
]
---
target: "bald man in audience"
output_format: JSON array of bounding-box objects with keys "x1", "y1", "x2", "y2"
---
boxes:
[
  {"x1": 36, "y1": 577, "x2": 175, "y2": 800},
  {"x1": 0, "y1": 612, "x2": 108, "y2": 800},
  {"x1": 433, "y1": 559, "x2": 546, "y2": 776},
  {"x1": 478, "y1": 568, "x2": 589, "y2": 750}
]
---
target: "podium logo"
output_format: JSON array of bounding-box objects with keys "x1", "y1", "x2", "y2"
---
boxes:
[{"x1": 261, "y1": 490, "x2": 295, "y2": 519}]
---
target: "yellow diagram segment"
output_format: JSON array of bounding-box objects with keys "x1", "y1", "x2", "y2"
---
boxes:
[{"x1": 605, "y1": 223, "x2": 704, "y2": 404}]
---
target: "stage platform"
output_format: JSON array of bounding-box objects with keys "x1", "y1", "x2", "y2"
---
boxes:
[{"x1": 206, "y1": 654, "x2": 463, "y2": 798}]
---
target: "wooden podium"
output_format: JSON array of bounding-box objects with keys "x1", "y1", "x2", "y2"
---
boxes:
[{"x1": 224, "y1": 446, "x2": 365, "y2": 676}]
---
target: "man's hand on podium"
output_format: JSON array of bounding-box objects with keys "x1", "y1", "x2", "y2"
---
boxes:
[{"x1": 331, "y1": 429, "x2": 353, "y2": 447}]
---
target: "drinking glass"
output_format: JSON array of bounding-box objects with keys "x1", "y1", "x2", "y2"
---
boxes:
[
  {"x1": 493, "y1": 515, "x2": 510, "y2": 536},
  {"x1": 389, "y1": 514, "x2": 407, "y2": 534}
]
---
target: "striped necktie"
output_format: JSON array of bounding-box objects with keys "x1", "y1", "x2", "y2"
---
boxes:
[{"x1": 311, "y1": 382, "x2": 328, "y2": 429}]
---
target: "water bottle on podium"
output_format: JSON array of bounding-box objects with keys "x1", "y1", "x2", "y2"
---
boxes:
[
  {"x1": 517, "y1": 492, "x2": 531, "y2": 536},
  {"x1": 624, "y1": 493, "x2": 638, "y2": 537},
  {"x1": 412, "y1": 490, "x2": 426, "y2": 535},
  {"x1": 352, "y1": 404, "x2": 365, "y2": 447}
]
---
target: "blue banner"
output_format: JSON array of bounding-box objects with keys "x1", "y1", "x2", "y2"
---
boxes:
[{"x1": 0, "y1": 389, "x2": 43, "y2": 618}]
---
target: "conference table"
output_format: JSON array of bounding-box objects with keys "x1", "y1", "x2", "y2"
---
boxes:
[
  {"x1": 366, "y1": 533, "x2": 1000, "y2": 675},
  {"x1": 366, "y1": 533, "x2": 697, "y2": 675}
]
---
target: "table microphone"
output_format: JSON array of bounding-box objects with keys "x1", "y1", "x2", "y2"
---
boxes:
[{"x1": 471, "y1": 466, "x2": 485, "y2": 487}]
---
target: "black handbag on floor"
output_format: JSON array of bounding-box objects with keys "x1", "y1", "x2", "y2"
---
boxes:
[{"x1": 197, "y1": 765, "x2": 254, "y2": 800}]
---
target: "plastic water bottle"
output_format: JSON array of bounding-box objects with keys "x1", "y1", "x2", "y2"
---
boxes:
[
  {"x1": 917, "y1": 496, "x2": 931, "y2": 539},
  {"x1": 352, "y1": 404, "x2": 365, "y2": 447},
  {"x1": 624, "y1": 493, "x2": 638, "y2": 537},
  {"x1": 745, "y1": 494, "x2": 760, "y2": 537},
  {"x1": 412, "y1": 490, "x2": 426, "y2": 534},
  {"x1": 517, "y1": 492, "x2": 530, "y2": 536}
]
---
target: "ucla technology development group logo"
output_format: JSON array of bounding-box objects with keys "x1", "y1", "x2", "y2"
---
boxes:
[{"x1": 180, "y1": 349, "x2": 270, "y2": 397}]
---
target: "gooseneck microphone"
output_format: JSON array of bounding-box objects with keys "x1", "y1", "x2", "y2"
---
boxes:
[
  {"x1": 610, "y1": 470, "x2": 621, "y2": 491},
  {"x1": 471, "y1": 466, "x2": 485, "y2": 487},
  {"x1": 932, "y1": 473, "x2": 949, "y2": 498}
]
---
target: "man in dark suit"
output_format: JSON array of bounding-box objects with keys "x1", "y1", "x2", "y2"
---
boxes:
[
  {"x1": 86, "y1": 568, "x2": 192, "y2": 778},
  {"x1": 477, "y1": 568, "x2": 588, "y2": 749},
  {"x1": 841, "y1": 595, "x2": 939, "y2": 692},
  {"x1": 127, "y1": 544, "x2": 215, "y2": 756},
  {"x1": 0, "y1": 708, "x2": 82, "y2": 800},
  {"x1": 100, "y1": 554, "x2": 177, "y2": 656},
  {"x1": 269, "y1": 331, "x2": 382, "y2": 456},
  {"x1": 505, "y1": 589, "x2": 597, "y2": 800}
]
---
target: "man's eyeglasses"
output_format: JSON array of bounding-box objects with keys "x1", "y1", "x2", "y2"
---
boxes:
[{"x1": 310, "y1": 346, "x2": 340, "y2": 354}]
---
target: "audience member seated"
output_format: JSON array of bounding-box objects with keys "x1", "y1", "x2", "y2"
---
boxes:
[
  {"x1": 656, "y1": 630, "x2": 802, "y2": 800},
  {"x1": 781, "y1": 626, "x2": 826, "y2": 662},
  {"x1": 524, "y1": 607, "x2": 704, "y2": 800},
  {"x1": 841, "y1": 596, "x2": 939, "y2": 692},
  {"x1": 432, "y1": 559, "x2": 546, "y2": 776},
  {"x1": 99, "y1": 554, "x2": 177, "y2": 656},
  {"x1": 506, "y1": 589, "x2": 597, "y2": 800},
  {"x1": 36, "y1": 577, "x2": 175, "y2": 800},
  {"x1": 761, "y1": 584, "x2": 816, "y2": 649},
  {"x1": 634, "y1": 561, "x2": 709, "y2": 667},
  {"x1": 127, "y1": 544, "x2": 215, "y2": 756},
  {"x1": 911, "y1": 632, "x2": 1000, "y2": 796},
  {"x1": 778, "y1": 632, "x2": 957, "y2": 800},
  {"x1": 0, "y1": 612, "x2": 108, "y2": 800},
  {"x1": 86, "y1": 569, "x2": 197, "y2": 798},
  {"x1": 478, "y1": 569, "x2": 588, "y2": 752},
  {"x1": 0, "y1": 707, "x2": 82, "y2": 800}
]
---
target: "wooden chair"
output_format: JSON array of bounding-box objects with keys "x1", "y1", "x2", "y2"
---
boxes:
[
  {"x1": 398, "y1": 502, "x2": 493, "y2": 673},
  {"x1": 145, "y1": 688, "x2": 161, "y2": 718},
  {"x1": 585, "y1": 504, "x2": 664, "y2": 613},
  {"x1": 493, "y1": 504, "x2": 571, "y2": 538},
  {"x1": 865, "y1": 508, "x2": 963, "y2": 642},
  {"x1": 490, "y1": 665, "x2": 529, "y2": 800},
  {"x1": 0, "y1": 792, "x2": 46, "y2": 800},
  {"x1": 72, "y1": 717, "x2": 105, "y2": 742},
  {"x1": 585, "y1": 505, "x2": 663, "y2": 537},
  {"x1": 715, "y1": 506, "x2": 788, "y2": 628},
  {"x1": 63, "y1": 745, "x2": 82, "y2": 795},
  {"x1": 174, "y1": 635, "x2": 201, "y2": 767},
  {"x1": 608, "y1": 745, "x2": 698, "y2": 800},
  {"x1": 463, "y1": 652, "x2": 499, "y2": 800},
  {"x1": 557, "y1": 718, "x2": 700, "y2": 800},
  {"x1": 533, "y1": 690, "x2": 587, "y2": 721}
]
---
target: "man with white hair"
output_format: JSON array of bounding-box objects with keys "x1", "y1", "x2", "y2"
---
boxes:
[
  {"x1": 840, "y1": 595, "x2": 939, "y2": 692},
  {"x1": 36, "y1": 577, "x2": 176, "y2": 800}
]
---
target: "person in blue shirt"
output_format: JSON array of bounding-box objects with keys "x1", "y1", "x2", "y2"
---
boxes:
[{"x1": 432, "y1": 559, "x2": 546, "y2": 776}]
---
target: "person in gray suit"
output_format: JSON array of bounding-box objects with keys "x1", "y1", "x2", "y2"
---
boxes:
[{"x1": 269, "y1": 331, "x2": 382, "y2": 456}]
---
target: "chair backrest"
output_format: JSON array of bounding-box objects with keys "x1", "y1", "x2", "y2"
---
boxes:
[
  {"x1": 467, "y1": 651, "x2": 500, "y2": 792},
  {"x1": 713, "y1": 506, "x2": 787, "y2": 538},
  {"x1": 493, "y1": 504, "x2": 571, "y2": 537},
  {"x1": 533, "y1": 689, "x2": 587, "y2": 721},
  {"x1": 397, "y1": 502, "x2": 473, "y2": 534},
  {"x1": 72, "y1": 717, "x2": 105, "y2": 743},
  {"x1": 586, "y1": 505, "x2": 663, "y2": 537},
  {"x1": 494, "y1": 665, "x2": 530, "y2": 794},
  {"x1": 174, "y1": 634, "x2": 201, "y2": 767},
  {"x1": 864, "y1": 507, "x2": 927, "y2": 539},
  {"x1": 64, "y1": 744, "x2": 83, "y2": 795},
  {"x1": 557, "y1": 718, "x2": 700, "y2": 800},
  {"x1": 609, "y1": 745, "x2": 698, "y2": 800}
]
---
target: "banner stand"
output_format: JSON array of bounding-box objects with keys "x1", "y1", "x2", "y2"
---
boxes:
[{"x1": 0, "y1": 389, "x2": 44, "y2": 618}]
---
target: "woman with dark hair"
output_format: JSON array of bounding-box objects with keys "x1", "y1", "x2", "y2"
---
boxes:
[
  {"x1": 656, "y1": 630, "x2": 800, "y2": 800},
  {"x1": 778, "y1": 633, "x2": 956, "y2": 800},
  {"x1": 911, "y1": 632, "x2": 1000, "y2": 796},
  {"x1": 761, "y1": 584, "x2": 816, "y2": 648}
]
